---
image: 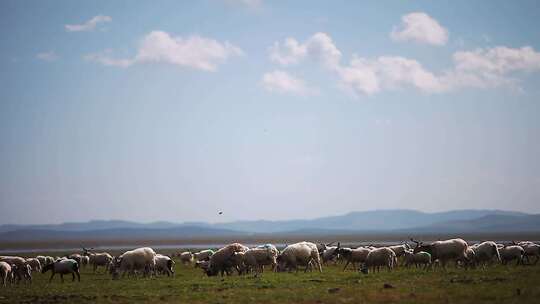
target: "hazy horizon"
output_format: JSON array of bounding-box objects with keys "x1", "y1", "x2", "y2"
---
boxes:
[{"x1": 1, "y1": 1, "x2": 540, "y2": 225}]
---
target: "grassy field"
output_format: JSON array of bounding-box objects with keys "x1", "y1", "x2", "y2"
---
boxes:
[{"x1": 1, "y1": 254, "x2": 539, "y2": 304}]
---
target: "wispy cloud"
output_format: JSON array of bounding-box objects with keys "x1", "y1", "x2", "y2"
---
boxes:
[
  {"x1": 85, "y1": 31, "x2": 243, "y2": 71},
  {"x1": 390, "y1": 12, "x2": 448, "y2": 46},
  {"x1": 36, "y1": 51, "x2": 59, "y2": 62},
  {"x1": 261, "y1": 70, "x2": 317, "y2": 96},
  {"x1": 65, "y1": 15, "x2": 112, "y2": 32}
]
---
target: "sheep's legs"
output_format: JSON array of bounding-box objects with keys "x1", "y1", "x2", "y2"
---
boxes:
[
  {"x1": 342, "y1": 261, "x2": 350, "y2": 271},
  {"x1": 49, "y1": 272, "x2": 55, "y2": 283}
]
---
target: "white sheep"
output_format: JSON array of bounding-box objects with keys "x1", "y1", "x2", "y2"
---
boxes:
[
  {"x1": 205, "y1": 243, "x2": 249, "y2": 276},
  {"x1": 42, "y1": 259, "x2": 80, "y2": 283},
  {"x1": 80, "y1": 256, "x2": 90, "y2": 268},
  {"x1": 403, "y1": 250, "x2": 431, "y2": 269},
  {"x1": 154, "y1": 254, "x2": 175, "y2": 277},
  {"x1": 83, "y1": 249, "x2": 113, "y2": 273},
  {"x1": 472, "y1": 241, "x2": 501, "y2": 267},
  {"x1": 411, "y1": 238, "x2": 469, "y2": 269},
  {"x1": 0, "y1": 261, "x2": 12, "y2": 287},
  {"x1": 0, "y1": 256, "x2": 31, "y2": 284},
  {"x1": 25, "y1": 258, "x2": 41, "y2": 272},
  {"x1": 194, "y1": 249, "x2": 215, "y2": 262},
  {"x1": 321, "y1": 246, "x2": 339, "y2": 265},
  {"x1": 112, "y1": 247, "x2": 157, "y2": 278},
  {"x1": 361, "y1": 247, "x2": 396, "y2": 274},
  {"x1": 518, "y1": 241, "x2": 540, "y2": 265},
  {"x1": 277, "y1": 241, "x2": 322, "y2": 273},
  {"x1": 335, "y1": 246, "x2": 371, "y2": 271},
  {"x1": 179, "y1": 252, "x2": 194, "y2": 265},
  {"x1": 36, "y1": 256, "x2": 47, "y2": 267},
  {"x1": 499, "y1": 245, "x2": 524, "y2": 266},
  {"x1": 242, "y1": 247, "x2": 278, "y2": 276}
]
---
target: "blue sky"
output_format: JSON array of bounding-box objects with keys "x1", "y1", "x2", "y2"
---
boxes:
[{"x1": 1, "y1": 0, "x2": 540, "y2": 224}]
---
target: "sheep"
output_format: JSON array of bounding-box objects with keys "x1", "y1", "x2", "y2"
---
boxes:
[
  {"x1": 0, "y1": 256, "x2": 31, "y2": 284},
  {"x1": 36, "y1": 256, "x2": 47, "y2": 267},
  {"x1": 499, "y1": 245, "x2": 524, "y2": 266},
  {"x1": 42, "y1": 259, "x2": 80, "y2": 283},
  {"x1": 154, "y1": 254, "x2": 175, "y2": 277},
  {"x1": 83, "y1": 248, "x2": 113, "y2": 273},
  {"x1": 0, "y1": 262, "x2": 12, "y2": 287},
  {"x1": 276, "y1": 241, "x2": 322, "y2": 273},
  {"x1": 403, "y1": 250, "x2": 431, "y2": 270},
  {"x1": 388, "y1": 243, "x2": 411, "y2": 258},
  {"x1": 205, "y1": 243, "x2": 249, "y2": 277},
  {"x1": 80, "y1": 256, "x2": 90, "y2": 268},
  {"x1": 472, "y1": 241, "x2": 501, "y2": 267},
  {"x1": 463, "y1": 247, "x2": 477, "y2": 269},
  {"x1": 45, "y1": 256, "x2": 55, "y2": 266},
  {"x1": 26, "y1": 258, "x2": 41, "y2": 272},
  {"x1": 361, "y1": 247, "x2": 396, "y2": 274},
  {"x1": 68, "y1": 254, "x2": 83, "y2": 265},
  {"x1": 111, "y1": 247, "x2": 157, "y2": 278},
  {"x1": 242, "y1": 247, "x2": 279, "y2": 276},
  {"x1": 411, "y1": 238, "x2": 468, "y2": 269},
  {"x1": 335, "y1": 245, "x2": 371, "y2": 271},
  {"x1": 179, "y1": 252, "x2": 194, "y2": 265},
  {"x1": 518, "y1": 242, "x2": 540, "y2": 265},
  {"x1": 194, "y1": 249, "x2": 215, "y2": 262},
  {"x1": 321, "y1": 246, "x2": 339, "y2": 265}
]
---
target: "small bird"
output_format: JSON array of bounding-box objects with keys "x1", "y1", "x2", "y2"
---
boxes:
[{"x1": 218, "y1": 211, "x2": 223, "y2": 215}]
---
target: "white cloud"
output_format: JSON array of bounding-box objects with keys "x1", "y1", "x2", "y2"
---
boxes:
[
  {"x1": 65, "y1": 15, "x2": 112, "y2": 32},
  {"x1": 36, "y1": 51, "x2": 59, "y2": 62},
  {"x1": 390, "y1": 12, "x2": 448, "y2": 46},
  {"x1": 269, "y1": 32, "x2": 341, "y2": 69},
  {"x1": 337, "y1": 56, "x2": 445, "y2": 95},
  {"x1": 267, "y1": 33, "x2": 540, "y2": 96},
  {"x1": 85, "y1": 31, "x2": 243, "y2": 71},
  {"x1": 261, "y1": 70, "x2": 316, "y2": 96}
]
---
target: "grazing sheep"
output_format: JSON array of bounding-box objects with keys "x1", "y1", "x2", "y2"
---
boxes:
[
  {"x1": 83, "y1": 249, "x2": 113, "y2": 273},
  {"x1": 321, "y1": 246, "x2": 339, "y2": 265},
  {"x1": 68, "y1": 254, "x2": 83, "y2": 265},
  {"x1": 36, "y1": 256, "x2": 47, "y2": 268},
  {"x1": 411, "y1": 238, "x2": 468, "y2": 269},
  {"x1": 80, "y1": 256, "x2": 90, "y2": 268},
  {"x1": 0, "y1": 256, "x2": 31, "y2": 284},
  {"x1": 26, "y1": 258, "x2": 41, "y2": 272},
  {"x1": 518, "y1": 242, "x2": 540, "y2": 265},
  {"x1": 463, "y1": 247, "x2": 476, "y2": 269},
  {"x1": 335, "y1": 246, "x2": 371, "y2": 271},
  {"x1": 194, "y1": 249, "x2": 215, "y2": 262},
  {"x1": 472, "y1": 241, "x2": 501, "y2": 267},
  {"x1": 205, "y1": 243, "x2": 249, "y2": 277},
  {"x1": 154, "y1": 254, "x2": 175, "y2": 277},
  {"x1": 111, "y1": 247, "x2": 157, "y2": 278},
  {"x1": 242, "y1": 247, "x2": 279, "y2": 276},
  {"x1": 388, "y1": 244, "x2": 410, "y2": 258},
  {"x1": 277, "y1": 241, "x2": 322, "y2": 273},
  {"x1": 179, "y1": 252, "x2": 194, "y2": 265},
  {"x1": 45, "y1": 256, "x2": 55, "y2": 266},
  {"x1": 42, "y1": 259, "x2": 80, "y2": 283},
  {"x1": 500, "y1": 245, "x2": 524, "y2": 266},
  {"x1": 403, "y1": 250, "x2": 431, "y2": 269},
  {"x1": 361, "y1": 247, "x2": 396, "y2": 274},
  {"x1": 0, "y1": 262, "x2": 12, "y2": 287}
]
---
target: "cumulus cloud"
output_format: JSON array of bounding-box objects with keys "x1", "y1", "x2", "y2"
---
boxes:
[
  {"x1": 261, "y1": 70, "x2": 316, "y2": 96},
  {"x1": 337, "y1": 56, "x2": 445, "y2": 95},
  {"x1": 85, "y1": 31, "x2": 243, "y2": 71},
  {"x1": 267, "y1": 32, "x2": 540, "y2": 96},
  {"x1": 65, "y1": 15, "x2": 112, "y2": 32},
  {"x1": 269, "y1": 32, "x2": 341, "y2": 69},
  {"x1": 390, "y1": 12, "x2": 448, "y2": 46},
  {"x1": 36, "y1": 51, "x2": 59, "y2": 62}
]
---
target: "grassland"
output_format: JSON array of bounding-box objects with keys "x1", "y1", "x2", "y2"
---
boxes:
[{"x1": 1, "y1": 252, "x2": 539, "y2": 304}]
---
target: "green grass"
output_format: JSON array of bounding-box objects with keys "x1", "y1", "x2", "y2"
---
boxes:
[{"x1": 1, "y1": 260, "x2": 539, "y2": 304}]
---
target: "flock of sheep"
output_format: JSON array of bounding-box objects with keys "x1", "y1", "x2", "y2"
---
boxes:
[{"x1": 1, "y1": 239, "x2": 539, "y2": 286}]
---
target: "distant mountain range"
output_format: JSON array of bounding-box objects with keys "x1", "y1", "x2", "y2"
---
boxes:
[{"x1": 0, "y1": 209, "x2": 538, "y2": 243}]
